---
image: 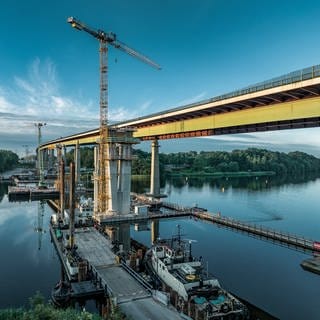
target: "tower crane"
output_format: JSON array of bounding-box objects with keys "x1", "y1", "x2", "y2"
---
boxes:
[{"x1": 67, "y1": 17, "x2": 160, "y2": 214}]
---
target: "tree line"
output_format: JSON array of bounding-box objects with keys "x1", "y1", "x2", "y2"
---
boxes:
[
  {"x1": 64, "y1": 147, "x2": 320, "y2": 177},
  {"x1": 0, "y1": 150, "x2": 19, "y2": 173},
  {"x1": 132, "y1": 148, "x2": 320, "y2": 176}
]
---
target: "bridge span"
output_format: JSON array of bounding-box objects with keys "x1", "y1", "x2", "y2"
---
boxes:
[{"x1": 40, "y1": 64, "x2": 320, "y2": 150}]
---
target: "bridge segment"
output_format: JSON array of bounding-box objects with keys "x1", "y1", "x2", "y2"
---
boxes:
[{"x1": 40, "y1": 64, "x2": 320, "y2": 150}]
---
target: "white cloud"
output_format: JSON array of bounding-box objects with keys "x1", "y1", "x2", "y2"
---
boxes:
[
  {"x1": 0, "y1": 58, "x2": 100, "y2": 137},
  {"x1": 109, "y1": 99, "x2": 155, "y2": 122},
  {"x1": 140, "y1": 100, "x2": 153, "y2": 111},
  {"x1": 202, "y1": 127, "x2": 320, "y2": 150},
  {"x1": 177, "y1": 91, "x2": 208, "y2": 106}
]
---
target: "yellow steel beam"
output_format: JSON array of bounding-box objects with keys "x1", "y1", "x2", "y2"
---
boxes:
[
  {"x1": 41, "y1": 136, "x2": 98, "y2": 150},
  {"x1": 133, "y1": 97, "x2": 320, "y2": 138},
  {"x1": 40, "y1": 96, "x2": 320, "y2": 149}
]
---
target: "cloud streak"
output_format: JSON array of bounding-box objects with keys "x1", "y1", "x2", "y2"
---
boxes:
[
  {"x1": 177, "y1": 91, "x2": 208, "y2": 106},
  {"x1": 0, "y1": 58, "x2": 160, "y2": 155}
]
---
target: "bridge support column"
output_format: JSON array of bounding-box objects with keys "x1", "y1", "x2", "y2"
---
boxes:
[
  {"x1": 47, "y1": 149, "x2": 54, "y2": 174},
  {"x1": 116, "y1": 143, "x2": 132, "y2": 215},
  {"x1": 97, "y1": 128, "x2": 136, "y2": 216},
  {"x1": 43, "y1": 149, "x2": 49, "y2": 174},
  {"x1": 62, "y1": 145, "x2": 67, "y2": 161},
  {"x1": 38, "y1": 149, "x2": 46, "y2": 187},
  {"x1": 74, "y1": 141, "x2": 81, "y2": 186},
  {"x1": 150, "y1": 139, "x2": 160, "y2": 197},
  {"x1": 105, "y1": 142, "x2": 118, "y2": 215},
  {"x1": 93, "y1": 146, "x2": 99, "y2": 216},
  {"x1": 56, "y1": 145, "x2": 65, "y2": 221}
]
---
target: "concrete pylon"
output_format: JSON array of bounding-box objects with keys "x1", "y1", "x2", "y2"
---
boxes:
[
  {"x1": 48, "y1": 149, "x2": 54, "y2": 173},
  {"x1": 117, "y1": 144, "x2": 132, "y2": 215},
  {"x1": 94, "y1": 128, "x2": 136, "y2": 218},
  {"x1": 150, "y1": 139, "x2": 160, "y2": 197},
  {"x1": 74, "y1": 141, "x2": 81, "y2": 186}
]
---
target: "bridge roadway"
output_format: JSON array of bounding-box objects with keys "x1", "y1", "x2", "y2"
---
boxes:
[
  {"x1": 40, "y1": 64, "x2": 320, "y2": 149},
  {"x1": 52, "y1": 226, "x2": 182, "y2": 320}
]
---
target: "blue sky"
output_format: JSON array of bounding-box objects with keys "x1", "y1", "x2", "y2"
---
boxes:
[{"x1": 1, "y1": 0, "x2": 320, "y2": 156}]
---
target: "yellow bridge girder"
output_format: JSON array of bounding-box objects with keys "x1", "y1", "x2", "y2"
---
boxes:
[
  {"x1": 43, "y1": 136, "x2": 98, "y2": 150},
  {"x1": 40, "y1": 95, "x2": 320, "y2": 150},
  {"x1": 133, "y1": 96, "x2": 320, "y2": 139}
]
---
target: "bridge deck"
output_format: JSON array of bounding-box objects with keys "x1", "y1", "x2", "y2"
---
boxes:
[{"x1": 40, "y1": 64, "x2": 320, "y2": 149}]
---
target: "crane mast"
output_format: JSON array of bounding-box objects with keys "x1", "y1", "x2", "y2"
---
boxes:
[{"x1": 68, "y1": 17, "x2": 160, "y2": 214}]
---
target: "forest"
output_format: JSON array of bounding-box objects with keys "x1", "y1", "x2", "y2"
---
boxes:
[
  {"x1": 64, "y1": 147, "x2": 320, "y2": 177},
  {"x1": 132, "y1": 148, "x2": 320, "y2": 176},
  {"x1": 0, "y1": 150, "x2": 19, "y2": 173}
]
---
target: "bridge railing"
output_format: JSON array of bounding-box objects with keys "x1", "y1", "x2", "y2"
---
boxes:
[{"x1": 116, "y1": 64, "x2": 320, "y2": 125}]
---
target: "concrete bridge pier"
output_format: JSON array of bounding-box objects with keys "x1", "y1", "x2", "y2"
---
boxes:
[
  {"x1": 74, "y1": 141, "x2": 81, "y2": 186},
  {"x1": 149, "y1": 139, "x2": 160, "y2": 198},
  {"x1": 37, "y1": 149, "x2": 46, "y2": 187},
  {"x1": 116, "y1": 143, "x2": 132, "y2": 215},
  {"x1": 92, "y1": 128, "x2": 136, "y2": 219},
  {"x1": 47, "y1": 149, "x2": 55, "y2": 174},
  {"x1": 56, "y1": 144, "x2": 65, "y2": 220},
  {"x1": 148, "y1": 138, "x2": 166, "y2": 201},
  {"x1": 62, "y1": 145, "x2": 67, "y2": 162}
]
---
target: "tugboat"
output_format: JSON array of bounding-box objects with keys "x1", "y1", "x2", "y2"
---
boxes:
[
  {"x1": 146, "y1": 225, "x2": 248, "y2": 319},
  {"x1": 51, "y1": 280, "x2": 71, "y2": 307}
]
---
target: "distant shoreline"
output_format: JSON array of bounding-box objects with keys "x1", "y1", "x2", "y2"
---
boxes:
[
  {"x1": 166, "y1": 171, "x2": 276, "y2": 178},
  {"x1": 132, "y1": 171, "x2": 275, "y2": 179}
]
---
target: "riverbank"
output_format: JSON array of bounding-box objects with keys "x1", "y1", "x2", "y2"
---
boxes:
[
  {"x1": 166, "y1": 170, "x2": 276, "y2": 178},
  {"x1": 0, "y1": 292, "x2": 103, "y2": 320}
]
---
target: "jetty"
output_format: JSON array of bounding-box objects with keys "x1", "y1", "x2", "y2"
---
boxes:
[{"x1": 8, "y1": 186, "x2": 59, "y2": 202}]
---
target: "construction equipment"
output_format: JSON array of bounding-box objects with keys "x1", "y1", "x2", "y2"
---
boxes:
[
  {"x1": 67, "y1": 17, "x2": 160, "y2": 215},
  {"x1": 35, "y1": 122, "x2": 47, "y2": 188}
]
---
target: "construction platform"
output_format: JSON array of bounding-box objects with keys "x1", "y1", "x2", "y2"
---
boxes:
[
  {"x1": 50, "y1": 225, "x2": 182, "y2": 320},
  {"x1": 8, "y1": 186, "x2": 59, "y2": 202}
]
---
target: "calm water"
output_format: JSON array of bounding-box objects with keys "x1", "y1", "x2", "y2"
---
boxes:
[
  {"x1": 0, "y1": 184, "x2": 60, "y2": 308},
  {"x1": 132, "y1": 175, "x2": 320, "y2": 320},
  {"x1": 1, "y1": 176, "x2": 320, "y2": 319}
]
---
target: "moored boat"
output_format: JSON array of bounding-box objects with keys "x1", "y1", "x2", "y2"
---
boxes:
[{"x1": 147, "y1": 225, "x2": 249, "y2": 319}]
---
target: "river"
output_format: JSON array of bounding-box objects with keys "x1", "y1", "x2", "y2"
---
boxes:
[{"x1": 0, "y1": 175, "x2": 319, "y2": 319}]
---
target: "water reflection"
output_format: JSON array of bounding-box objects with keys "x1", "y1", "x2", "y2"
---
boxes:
[
  {"x1": 0, "y1": 183, "x2": 8, "y2": 202},
  {"x1": 1, "y1": 172, "x2": 320, "y2": 319},
  {"x1": 0, "y1": 190, "x2": 59, "y2": 308},
  {"x1": 156, "y1": 172, "x2": 320, "y2": 192}
]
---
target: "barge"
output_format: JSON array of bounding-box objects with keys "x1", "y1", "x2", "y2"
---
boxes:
[{"x1": 146, "y1": 225, "x2": 249, "y2": 319}]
